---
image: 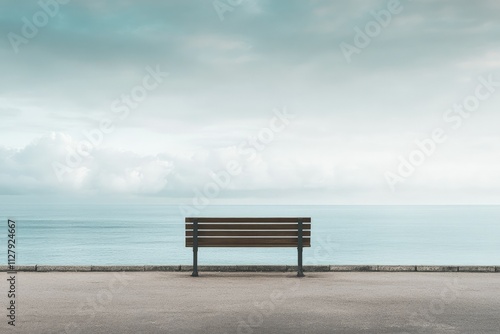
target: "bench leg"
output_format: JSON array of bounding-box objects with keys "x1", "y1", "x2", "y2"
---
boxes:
[
  {"x1": 297, "y1": 219, "x2": 305, "y2": 277},
  {"x1": 192, "y1": 220, "x2": 199, "y2": 277},
  {"x1": 192, "y1": 247, "x2": 199, "y2": 277},
  {"x1": 297, "y1": 246, "x2": 305, "y2": 277}
]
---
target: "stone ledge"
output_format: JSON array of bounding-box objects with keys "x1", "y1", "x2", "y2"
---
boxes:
[
  {"x1": 330, "y1": 265, "x2": 378, "y2": 271},
  {"x1": 459, "y1": 266, "x2": 496, "y2": 273},
  {"x1": 38, "y1": 266, "x2": 91, "y2": 272},
  {"x1": 145, "y1": 265, "x2": 181, "y2": 272},
  {"x1": 91, "y1": 266, "x2": 145, "y2": 272},
  {"x1": 377, "y1": 265, "x2": 416, "y2": 272},
  {"x1": 0, "y1": 265, "x2": 37, "y2": 272},
  {"x1": 287, "y1": 265, "x2": 330, "y2": 272},
  {"x1": 19, "y1": 265, "x2": 38, "y2": 271},
  {"x1": 330, "y1": 265, "x2": 378, "y2": 272},
  {"x1": 181, "y1": 265, "x2": 288, "y2": 272},
  {"x1": 0, "y1": 265, "x2": 498, "y2": 272},
  {"x1": 416, "y1": 266, "x2": 458, "y2": 272}
]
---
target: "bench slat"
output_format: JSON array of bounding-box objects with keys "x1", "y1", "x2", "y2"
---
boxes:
[
  {"x1": 186, "y1": 223, "x2": 311, "y2": 230},
  {"x1": 185, "y1": 217, "x2": 311, "y2": 223},
  {"x1": 186, "y1": 230, "x2": 311, "y2": 237},
  {"x1": 186, "y1": 237, "x2": 311, "y2": 247}
]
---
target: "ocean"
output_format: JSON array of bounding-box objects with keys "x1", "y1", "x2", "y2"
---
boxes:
[{"x1": 1, "y1": 204, "x2": 499, "y2": 265}]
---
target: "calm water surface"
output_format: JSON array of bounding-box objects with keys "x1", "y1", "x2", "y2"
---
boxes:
[{"x1": 1, "y1": 204, "x2": 499, "y2": 265}]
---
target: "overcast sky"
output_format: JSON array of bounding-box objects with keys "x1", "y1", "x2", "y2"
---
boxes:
[{"x1": 1, "y1": 0, "x2": 500, "y2": 205}]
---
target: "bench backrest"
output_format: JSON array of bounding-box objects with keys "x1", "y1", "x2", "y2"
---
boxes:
[{"x1": 185, "y1": 217, "x2": 311, "y2": 247}]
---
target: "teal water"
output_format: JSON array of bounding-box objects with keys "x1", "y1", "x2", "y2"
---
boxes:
[{"x1": 1, "y1": 205, "x2": 499, "y2": 265}]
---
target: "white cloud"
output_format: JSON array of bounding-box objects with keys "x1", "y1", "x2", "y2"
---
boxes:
[
  {"x1": 0, "y1": 133, "x2": 174, "y2": 195},
  {"x1": 1, "y1": 129, "x2": 500, "y2": 204}
]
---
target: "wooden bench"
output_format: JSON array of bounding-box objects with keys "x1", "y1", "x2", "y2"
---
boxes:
[{"x1": 185, "y1": 217, "x2": 311, "y2": 277}]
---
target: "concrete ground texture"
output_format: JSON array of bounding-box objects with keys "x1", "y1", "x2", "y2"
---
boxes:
[{"x1": 1, "y1": 272, "x2": 499, "y2": 334}]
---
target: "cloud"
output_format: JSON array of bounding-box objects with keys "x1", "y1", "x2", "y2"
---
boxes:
[
  {"x1": 1, "y1": 129, "x2": 500, "y2": 205},
  {"x1": 0, "y1": 133, "x2": 174, "y2": 195},
  {"x1": 0, "y1": 131, "x2": 344, "y2": 197}
]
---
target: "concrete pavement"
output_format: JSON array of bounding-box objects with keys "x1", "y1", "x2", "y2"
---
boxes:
[{"x1": 1, "y1": 272, "x2": 499, "y2": 333}]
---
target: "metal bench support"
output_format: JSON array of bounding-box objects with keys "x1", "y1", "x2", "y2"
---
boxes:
[
  {"x1": 297, "y1": 218, "x2": 304, "y2": 277},
  {"x1": 192, "y1": 220, "x2": 199, "y2": 277}
]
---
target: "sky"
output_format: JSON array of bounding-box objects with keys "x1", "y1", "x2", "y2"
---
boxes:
[{"x1": 1, "y1": 0, "x2": 500, "y2": 205}]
